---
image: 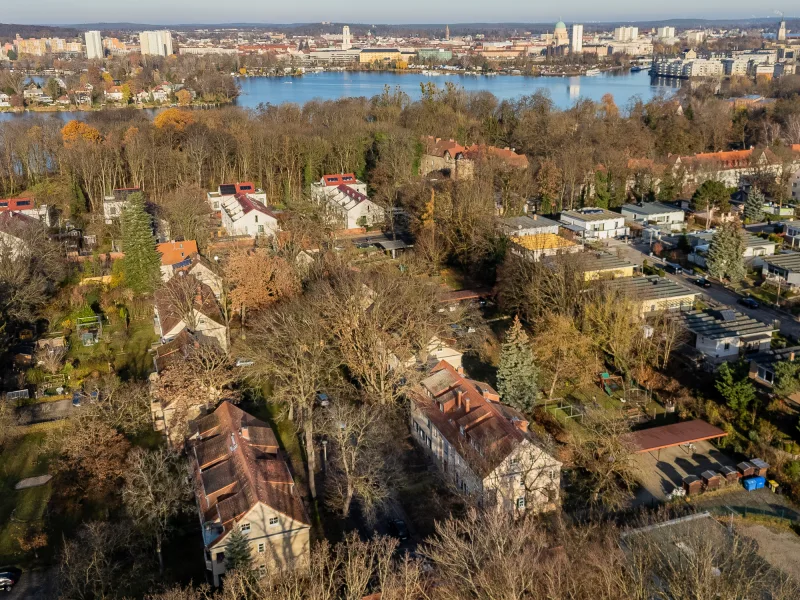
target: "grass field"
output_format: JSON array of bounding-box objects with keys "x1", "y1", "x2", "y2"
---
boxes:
[{"x1": 0, "y1": 422, "x2": 63, "y2": 565}]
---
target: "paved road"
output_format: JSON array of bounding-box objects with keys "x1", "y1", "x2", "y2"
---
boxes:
[
  {"x1": 609, "y1": 240, "x2": 800, "y2": 341},
  {"x1": 15, "y1": 399, "x2": 73, "y2": 425},
  {"x1": 7, "y1": 568, "x2": 57, "y2": 600}
]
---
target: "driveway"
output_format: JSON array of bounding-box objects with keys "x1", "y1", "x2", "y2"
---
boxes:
[
  {"x1": 15, "y1": 399, "x2": 73, "y2": 425},
  {"x1": 7, "y1": 567, "x2": 58, "y2": 600},
  {"x1": 610, "y1": 241, "x2": 800, "y2": 341}
]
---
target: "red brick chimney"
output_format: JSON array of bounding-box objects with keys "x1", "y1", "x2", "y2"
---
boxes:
[
  {"x1": 465, "y1": 396, "x2": 471, "y2": 414},
  {"x1": 456, "y1": 390, "x2": 463, "y2": 409}
]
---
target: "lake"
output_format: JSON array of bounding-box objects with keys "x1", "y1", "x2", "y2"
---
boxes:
[{"x1": 0, "y1": 70, "x2": 677, "y2": 122}]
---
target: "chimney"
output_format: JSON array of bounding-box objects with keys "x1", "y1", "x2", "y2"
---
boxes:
[
  {"x1": 532, "y1": 214, "x2": 538, "y2": 220},
  {"x1": 456, "y1": 390, "x2": 463, "y2": 409},
  {"x1": 790, "y1": 351, "x2": 795, "y2": 362},
  {"x1": 465, "y1": 396, "x2": 471, "y2": 414},
  {"x1": 241, "y1": 425, "x2": 249, "y2": 440}
]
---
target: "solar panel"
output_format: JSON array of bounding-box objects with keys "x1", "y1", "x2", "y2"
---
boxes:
[
  {"x1": 219, "y1": 184, "x2": 236, "y2": 195},
  {"x1": 720, "y1": 310, "x2": 737, "y2": 322}
]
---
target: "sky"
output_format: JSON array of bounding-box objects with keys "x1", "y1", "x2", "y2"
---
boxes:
[{"x1": 2, "y1": 1, "x2": 798, "y2": 26}]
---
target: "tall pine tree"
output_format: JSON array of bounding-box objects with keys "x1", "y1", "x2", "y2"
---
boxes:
[
  {"x1": 706, "y1": 221, "x2": 746, "y2": 284},
  {"x1": 743, "y1": 187, "x2": 765, "y2": 223},
  {"x1": 224, "y1": 526, "x2": 253, "y2": 572},
  {"x1": 120, "y1": 192, "x2": 161, "y2": 294},
  {"x1": 497, "y1": 316, "x2": 539, "y2": 413}
]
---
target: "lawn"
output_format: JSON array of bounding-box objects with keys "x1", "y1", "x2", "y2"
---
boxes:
[
  {"x1": 112, "y1": 319, "x2": 157, "y2": 380},
  {"x1": 0, "y1": 422, "x2": 64, "y2": 565}
]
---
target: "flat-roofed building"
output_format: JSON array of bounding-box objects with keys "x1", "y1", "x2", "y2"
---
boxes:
[
  {"x1": 498, "y1": 214, "x2": 561, "y2": 237},
  {"x1": 578, "y1": 252, "x2": 637, "y2": 280},
  {"x1": 607, "y1": 275, "x2": 699, "y2": 315},
  {"x1": 679, "y1": 307, "x2": 776, "y2": 362},
  {"x1": 761, "y1": 253, "x2": 800, "y2": 288},
  {"x1": 559, "y1": 207, "x2": 629, "y2": 240},
  {"x1": 621, "y1": 202, "x2": 685, "y2": 232},
  {"x1": 509, "y1": 233, "x2": 581, "y2": 262}
]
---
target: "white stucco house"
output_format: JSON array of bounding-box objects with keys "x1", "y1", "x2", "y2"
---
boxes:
[
  {"x1": 206, "y1": 182, "x2": 266, "y2": 212},
  {"x1": 220, "y1": 194, "x2": 280, "y2": 239},
  {"x1": 679, "y1": 307, "x2": 776, "y2": 363},
  {"x1": 559, "y1": 207, "x2": 629, "y2": 240},
  {"x1": 621, "y1": 202, "x2": 685, "y2": 232},
  {"x1": 310, "y1": 173, "x2": 385, "y2": 230}
]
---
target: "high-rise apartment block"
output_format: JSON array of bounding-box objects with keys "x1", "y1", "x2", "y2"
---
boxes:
[
  {"x1": 571, "y1": 24, "x2": 584, "y2": 53},
  {"x1": 614, "y1": 26, "x2": 639, "y2": 42},
  {"x1": 656, "y1": 26, "x2": 676, "y2": 39},
  {"x1": 85, "y1": 30, "x2": 103, "y2": 60},
  {"x1": 140, "y1": 30, "x2": 173, "y2": 56},
  {"x1": 778, "y1": 21, "x2": 787, "y2": 42},
  {"x1": 341, "y1": 25, "x2": 352, "y2": 50}
]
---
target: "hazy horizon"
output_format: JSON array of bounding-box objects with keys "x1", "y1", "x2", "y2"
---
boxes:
[{"x1": 2, "y1": 1, "x2": 798, "y2": 27}]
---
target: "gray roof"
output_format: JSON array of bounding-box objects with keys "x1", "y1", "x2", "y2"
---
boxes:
[
  {"x1": 580, "y1": 252, "x2": 636, "y2": 273},
  {"x1": 679, "y1": 308, "x2": 776, "y2": 340},
  {"x1": 762, "y1": 253, "x2": 800, "y2": 273},
  {"x1": 499, "y1": 214, "x2": 561, "y2": 232},
  {"x1": 621, "y1": 202, "x2": 683, "y2": 217},
  {"x1": 560, "y1": 207, "x2": 622, "y2": 223},
  {"x1": 691, "y1": 231, "x2": 776, "y2": 250},
  {"x1": 608, "y1": 276, "x2": 699, "y2": 303},
  {"x1": 750, "y1": 345, "x2": 800, "y2": 369}
]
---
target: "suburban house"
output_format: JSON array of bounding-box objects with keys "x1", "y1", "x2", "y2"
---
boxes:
[
  {"x1": 509, "y1": 233, "x2": 581, "y2": 262},
  {"x1": 0, "y1": 211, "x2": 39, "y2": 259},
  {"x1": 678, "y1": 307, "x2": 777, "y2": 362},
  {"x1": 157, "y1": 240, "x2": 199, "y2": 280},
  {"x1": 688, "y1": 231, "x2": 777, "y2": 268},
  {"x1": 0, "y1": 93, "x2": 10, "y2": 108},
  {"x1": 671, "y1": 147, "x2": 799, "y2": 189},
  {"x1": 206, "y1": 182, "x2": 266, "y2": 213},
  {"x1": 153, "y1": 275, "x2": 228, "y2": 350},
  {"x1": 170, "y1": 254, "x2": 224, "y2": 300},
  {"x1": 188, "y1": 402, "x2": 310, "y2": 585},
  {"x1": 105, "y1": 86, "x2": 124, "y2": 101},
  {"x1": 498, "y1": 214, "x2": 561, "y2": 237},
  {"x1": 409, "y1": 361, "x2": 561, "y2": 514},
  {"x1": 420, "y1": 137, "x2": 529, "y2": 180},
  {"x1": 621, "y1": 202, "x2": 685, "y2": 232},
  {"x1": 748, "y1": 346, "x2": 800, "y2": 404},
  {"x1": 784, "y1": 221, "x2": 800, "y2": 248},
  {"x1": 559, "y1": 208, "x2": 629, "y2": 240},
  {"x1": 0, "y1": 197, "x2": 54, "y2": 226},
  {"x1": 761, "y1": 253, "x2": 800, "y2": 289},
  {"x1": 220, "y1": 194, "x2": 280, "y2": 239},
  {"x1": 607, "y1": 276, "x2": 699, "y2": 315},
  {"x1": 791, "y1": 166, "x2": 800, "y2": 202},
  {"x1": 310, "y1": 174, "x2": 384, "y2": 230},
  {"x1": 578, "y1": 252, "x2": 637, "y2": 281},
  {"x1": 103, "y1": 188, "x2": 141, "y2": 223}
]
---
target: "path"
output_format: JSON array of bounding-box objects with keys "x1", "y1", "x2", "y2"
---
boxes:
[
  {"x1": 7, "y1": 567, "x2": 57, "y2": 600},
  {"x1": 14, "y1": 475, "x2": 52, "y2": 490}
]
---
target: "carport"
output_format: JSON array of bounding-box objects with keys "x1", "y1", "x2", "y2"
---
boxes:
[{"x1": 625, "y1": 419, "x2": 728, "y2": 460}]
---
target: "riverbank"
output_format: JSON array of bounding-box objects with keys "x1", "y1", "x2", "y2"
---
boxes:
[
  {"x1": 0, "y1": 99, "x2": 234, "y2": 117},
  {"x1": 236, "y1": 64, "x2": 622, "y2": 79}
]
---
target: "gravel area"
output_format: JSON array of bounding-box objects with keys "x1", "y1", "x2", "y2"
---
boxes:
[{"x1": 738, "y1": 523, "x2": 800, "y2": 581}]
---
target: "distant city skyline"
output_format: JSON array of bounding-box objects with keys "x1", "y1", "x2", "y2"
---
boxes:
[{"x1": 2, "y1": 2, "x2": 799, "y2": 27}]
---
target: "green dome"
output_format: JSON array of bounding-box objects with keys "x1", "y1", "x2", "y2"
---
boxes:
[{"x1": 555, "y1": 21, "x2": 567, "y2": 30}]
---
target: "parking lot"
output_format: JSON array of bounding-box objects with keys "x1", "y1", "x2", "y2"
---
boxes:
[{"x1": 633, "y1": 440, "x2": 738, "y2": 504}]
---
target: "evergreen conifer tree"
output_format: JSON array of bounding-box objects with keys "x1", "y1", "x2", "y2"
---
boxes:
[
  {"x1": 497, "y1": 316, "x2": 539, "y2": 413},
  {"x1": 743, "y1": 187, "x2": 765, "y2": 223},
  {"x1": 120, "y1": 192, "x2": 161, "y2": 293},
  {"x1": 706, "y1": 221, "x2": 746, "y2": 284},
  {"x1": 224, "y1": 526, "x2": 253, "y2": 572}
]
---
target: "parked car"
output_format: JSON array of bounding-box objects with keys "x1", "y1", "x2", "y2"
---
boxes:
[
  {"x1": 388, "y1": 519, "x2": 409, "y2": 541},
  {"x1": 0, "y1": 569, "x2": 21, "y2": 592},
  {"x1": 694, "y1": 277, "x2": 711, "y2": 288},
  {"x1": 235, "y1": 358, "x2": 254, "y2": 368},
  {"x1": 739, "y1": 297, "x2": 760, "y2": 309},
  {"x1": 664, "y1": 262, "x2": 683, "y2": 275},
  {"x1": 71, "y1": 391, "x2": 82, "y2": 407}
]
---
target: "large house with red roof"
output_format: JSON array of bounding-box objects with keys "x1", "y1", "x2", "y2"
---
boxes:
[
  {"x1": 220, "y1": 193, "x2": 280, "y2": 239},
  {"x1": 189, "y1": 401, "x2": 310, "y2": 585},
  {"x1": 310, "y1": 174, "x2": 384, "y2": 229},
  {"x1": 0, "y1": 196, "x2": 54, "y2": 226},
  {"x1": 420, "y1": 136, "x2": 529, "y2": 180},
  {"x1": 410, "y1": 361, "x2": 561, "y2": 514},
  {"x1": 206, "y1": 182, "x2": 265, "y2": 213}
]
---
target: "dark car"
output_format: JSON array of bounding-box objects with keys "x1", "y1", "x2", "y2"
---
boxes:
[
  {"x1": 71, "y1": 391, "x2": 82, "y2": 407},
  {"x1": 739, "y1": 297, "x2": 760, "y2": 309},
  {"x1": 694, "y1": 277, "x2": 711, "y2": 288},
  {"x1": 0, "y1": 569, "x2": 20, "y2": 592},
  {"x1": 388, "y1": 519, "x2": 409, "y2": 541}
]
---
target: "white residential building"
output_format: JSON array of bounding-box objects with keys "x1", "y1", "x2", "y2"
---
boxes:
[
  {"x1": 140, "y1": 30, "x2": 173, "y2": 56},
  {"x1": 220, "y1": 194, "x2": 280, "y2": 239},
  {"x1": 342, "y1": 25, "x2": 352, "y2": 50},
  {"x1": 656, "y1": 26, "x2": 676, "y2": 40},
  {"x1": 410, "y1": 361, "x2": 561, "y2": 514},
  {"x1": 206, "y1": 182, "x2": 265, "y2": 212},
  {"x1": 614, "y1": 26, "x2": 639, "y2": 42},
  {"x1": 85, "y1": 30, "x2": 103, "y2": 60},
  {"x1": 154, "y1": 275, "x2": 228, "y2": 350},
  {"x1": 559, "y1": 207, "x2": 629, "y2": 240},
  {"x1": 680, "y1": 308, "x2": 776, "y2": 362},
  {"x1": 621, "y1": 202, "x2": 685, "y2": 232},
  {"x1": 310, "y1": 174, "x2": 385, "y2": 230},
  {"x1": 571, "y1": 24, "x2": 584, "y2": 53}
]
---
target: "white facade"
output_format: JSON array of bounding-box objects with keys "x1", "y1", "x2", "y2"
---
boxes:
[
  {"x1": 140, "y1": 30, "x2": 173, "y2": 56},
  {"x1": 571, "y1": 24, "x2": 583, "y2": 53},
  {"x1": 220, "y1": 195, "x2": 279, "y2": 239},
  {"x1": 342, "y1": 26, "x2": 352, "y2": 50},
  {"x1": 790, "y1": 169, "x2": 800, "y2": 202},
  {"x1": 621, "y1": 202, "x2": 685, "y2": 232},
  {"x1": 85, "y1": 31, "x2": 103, "y2": 60},
  {"x1": 656, "y1": 26, "x2": 676, "y2": 39},
  {"x1": 310, "y1": 175, "x2": 384, "y2": 230},
  {"x1": 614, "y1": 26, "x2": 639, "y2": 42},
  {"x1": 559, "y1": 208, "x2": 629, "y2": 240}
]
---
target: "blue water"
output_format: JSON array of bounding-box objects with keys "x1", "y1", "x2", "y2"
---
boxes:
[{"x1": 0, "y1": 70, "x2": 674, "y2": 122}]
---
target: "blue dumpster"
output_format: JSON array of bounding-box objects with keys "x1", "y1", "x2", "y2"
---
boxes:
[{"x1": 743, "y1": 476, "x2": 766, "y2": 491}]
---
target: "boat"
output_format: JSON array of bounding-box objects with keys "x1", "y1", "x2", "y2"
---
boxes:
[
  {"x1": 630, "y1": 65, "x2": 644, "y2": 72},
  {"x1": 421, "y1": 70, "x2": 442, "y2": 76},
  {"x1": 585, "y1": 68, "x2": 601, "y2": 76}
]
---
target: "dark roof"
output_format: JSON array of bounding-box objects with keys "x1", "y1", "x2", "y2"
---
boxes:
[
  {"x1": 153, "y1": 275, "x2": 224, "y2": 336},
  {"x1": 438, "y1": 288, "x2": 491, "y2": 303},
  {"x1": 762, "y1": 253, "x2": 800, "y2": 273},
  {"x1": 621, "y1": 202, "x2": 683, "y2": 217},
  {"x1": 749, "y1": 345, "x2": 800, "y2": 370},
  {"x1": 678, "y1": 308, "x2": 776, "y2": 340},
  {"x1": 608, "y1": 276, "x2": 699, "y2": 303},
  {"x1": 578, "y1": 252, "x2": 636, "y2": 273},
  {"x1": 153, "y1": 329, "x2": 195, "y2": 373},
  {"x1": 624, "y1": 419, "x2": 728, "y2": 453},
  {"x1": 499, "y1": 214, "x2": 561, "y2": 233}
]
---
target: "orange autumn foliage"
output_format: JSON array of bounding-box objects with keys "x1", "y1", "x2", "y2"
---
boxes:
[
  {"x1": 154, "y1": 108, "x2": 196, "y2": 131},
  {"x1": 61, "y1": 120, "x2": 103, "y2": 146}
]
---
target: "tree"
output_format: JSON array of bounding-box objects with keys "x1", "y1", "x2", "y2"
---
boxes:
[
  {"x1": 176, "y1": 89, "x2": 192, "y2": 106},
  {"x1": 123, "y1": 447, "x2": 191, "y2": 575},
  {"x1": 224, "y1": 526, "x2": 253, "y2": 573},
  {"x1": 691, "y1": 180, "x2": 733, "y2": 228},
  {"x1": 225, "y1": 249, "x2": 299, "y2": 324},
  {"x1": 573, "y1": 409, "x2": 638, "y2": 510},
  {"x1": 496, "y1": 316, "x2": 539, "y2": 412},
  {"x1": 61, "y1": 120, "x2": 103, "y2": 147},
  {"x1": 154, "y1": 108, "x2": 196, "y2": 132},
  {"x1": 706, "y1": 221, "x2": 746, "y2": 284},
  {"x1": 716, "y1": 362, "x2": 758, "y2": 426},
  {"x1": 773, "y1": 360, "x2": 800, "y2": 399},
  {"x1": 158, "y1": 184, "x2": 212, "y2": 249},
  {"x1": 120, "y1": 192, "x2": 162, "y2": 293},
  {"x1": 532, "y1": 312, "x2": 599, "y2": 399},
  {"x1": 743, "y1": 186, "x2": 765, "y2": 223}
]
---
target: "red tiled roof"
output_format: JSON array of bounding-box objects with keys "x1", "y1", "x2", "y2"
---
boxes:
[
  {"x1": 235, "y1": 193, "x2": 278, "y2": 218},
  {"x1": 322, "y1": 173, "x2": 358, "y2": 186},
  {"x1": 156, "y1": 240, "x2": 199, "y2": 266},
  {"x1": 335, "y1": 184, "x2": 369, "y2": 204},
  {"x1": 0, "y1": 197, "x2": 36, "y2": 211},
  {"x1": 677, "y1": 148, "x2": 776, "y2": 170},
  {"x1": 423, "y1": 136, "x2": 467, "y2": 159},
  {"x1": 463, "y1": 144, "x2": 529, "y2": 168},
  {"x1": 624, "y1": 419, "x2": 728, "y2": 453}
]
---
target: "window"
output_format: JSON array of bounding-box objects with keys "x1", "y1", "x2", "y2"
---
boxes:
[
  {"x1": 269, "y1": 517, "x2": 279, "y2": 526},
  {"x1": 216, "y1": 552, "x2": 225, "y2": 563},
  {"x1": 240, "y1": 523, "x2": 251, "y2": 533},
  {"x1": 509, "y1": 458, "x2": 519, "y2": 468},
  {"x1": 254, "y1": 215, "x2": 259, "y2": 223},
  {"x1": 757, "y1": 366, "x2": 774, "y2": 384},
  {"x1": 724, "y1": 342, "x2": 730, "y2": 350},
  {"x1": 258, "y1": 225, "x2": 265, "y2": 233},
  {"x1": 516, "y1": 497, "x2": 526, "y2": 509},
  {"x1": 258, "y1": 543, "x2": 265, "y2": 553}
]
